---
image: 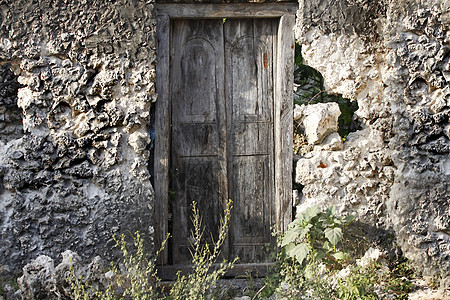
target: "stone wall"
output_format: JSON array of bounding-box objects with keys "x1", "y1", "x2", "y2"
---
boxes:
[
  {"x1": 0, "y1": 0, "x2": 448, "y2": 285},
  {"x1": 295, "y1": 0, "x2": 449, "y2": 282},
  {"x1": 0, "y1": 0, "x2": 156, "y2": 275}
]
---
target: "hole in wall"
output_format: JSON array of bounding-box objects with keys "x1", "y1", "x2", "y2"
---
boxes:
[{"x1": 293, "y1": 42, "x2": 359, "y2": 143}]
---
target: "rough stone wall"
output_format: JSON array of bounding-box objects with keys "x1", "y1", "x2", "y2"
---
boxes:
[
  {"x1": 295, "y1": 0, "x2": 449, "y2": 282},
  {"x1": 0, "y1": 0, "x2": 448, "y2": 285},
  {"x1": 0, "y1": 0, "x2": 156, "y2": 275}
]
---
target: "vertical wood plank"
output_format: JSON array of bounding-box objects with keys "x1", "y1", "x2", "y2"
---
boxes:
[
  {"x1": 274, "y1": 15, "x2": 295, "y2": 232},
  {"x1": 155, "y1": 15, "x2": 170, "y2": 264}
]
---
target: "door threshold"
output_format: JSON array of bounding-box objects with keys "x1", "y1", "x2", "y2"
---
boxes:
[{"x1": 157, "y1": 263, "x2": 274, "y2": 281}]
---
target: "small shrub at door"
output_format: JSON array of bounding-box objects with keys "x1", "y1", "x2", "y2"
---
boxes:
[
  {"x1": 260, "y1": 206, "x2": 416, "y2": 299},
  {"x1": 67, "y1": 200, "x2": 236, "y2": 299},
  {"x1": 169, "y1": 200, "x2": 237, "y2": 299}
]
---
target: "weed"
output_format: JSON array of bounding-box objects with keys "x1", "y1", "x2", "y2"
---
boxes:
[
  {"x1": 281, "y1": 206, "x2": 354, "y2": 271},
  {"x1": 68, "y1": 262, "x2": 97, "y2": 300},
  {"x1": 168, "y1": 200, "x2": 237, "y2": 300},
  {"x1": 271, "y1": 206, "x2": 416, "y2": 299},
  {"x1": 0, "y1": 276, "x2": 19, "y2": 298},
  {"x1": 67, "y1": 200, "x2": 236, "y2": 300}
]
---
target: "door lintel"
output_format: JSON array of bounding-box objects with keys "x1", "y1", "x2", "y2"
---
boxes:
[{"x1": 156, "y1": 3, "x2": 298, "y2": 19}]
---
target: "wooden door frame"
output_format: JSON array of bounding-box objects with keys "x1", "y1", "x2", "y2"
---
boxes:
[{"x1": 154, "y1": 3, "x2": 296, "y2": 264}]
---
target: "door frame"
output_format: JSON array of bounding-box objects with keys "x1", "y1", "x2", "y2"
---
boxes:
[{"x1": 154, "y1": 3, "x2": 297, "y2": 264}]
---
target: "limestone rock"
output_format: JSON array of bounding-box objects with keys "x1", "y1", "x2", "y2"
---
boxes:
[
  {"x1": 128, "y1": 131, "x2": 151, "y2": 155},
  {"x1": 0, "y1": 0, "x2": 155, "y2": 274},
  {"x1": 294, "y1": 102, "x2": 341, "y2": 144},
  {"x1": 17, "y1": 251, "x2": 106, "y2": 300},
  {"x1": 17, "y1": 255, "x2": 56, "y2": 300},
  {"x1": 356, "y1": 248, "x2": 386, "y2": 268},
  {"x1": 313, "y1": 132, "x2": 343, "y2": 151}
]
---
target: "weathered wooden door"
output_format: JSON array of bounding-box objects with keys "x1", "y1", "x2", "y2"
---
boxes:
[
  {"x1": 154, "y1": 4, "x2": 295, "y2": 270},
  {"x1": 170, "y1": 18, "x2": 277, "y2": 264}
]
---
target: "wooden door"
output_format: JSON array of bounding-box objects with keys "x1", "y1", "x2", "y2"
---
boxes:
[{"x1": 169, "y1": 18, "x2": 278, "y2": 264}]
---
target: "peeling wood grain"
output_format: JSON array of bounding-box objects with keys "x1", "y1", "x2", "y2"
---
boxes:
[
  {"x1": 274, "y1": 14, "x2": 294, "y2": 232},
  {"x1": 155, "y1": 15, "x2": 170, "y2": 264}
]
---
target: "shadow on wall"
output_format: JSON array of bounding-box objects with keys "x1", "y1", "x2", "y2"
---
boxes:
[{"x1": 0, "y1": 64, "x2": 24, "y2": 144}]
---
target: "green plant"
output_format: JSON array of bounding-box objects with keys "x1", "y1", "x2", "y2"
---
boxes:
[
  {"x1": 270, "y1": 206, "x2": 356, "y2": 298},
  {"x1": 335, "y1": 263, "x2": 380, "y2": 300},
  {"x1": 169, "y1": 200, "x2": 237, "y2": 300},
  {"x1": 113, "y1": 231, "x2": 167, "y2": 300},
  {"x1": 384, "y1": 260, "x2": 415, "y2": 298},
  {"x1": 68, "y1": 231, "x2": 168, "y2": 300},
  {"x1": 281, "y1": 206, "x2": 354, "y2": 273},
  {"x1": 68, "y1": 261, "x2": 97, "y2": 300},
  {"x1": 268, "y1": 206, "x2": 418, "y2": 300},
  {"x1": 427, "y1": 274, "x2": 441, "y2": 290}
]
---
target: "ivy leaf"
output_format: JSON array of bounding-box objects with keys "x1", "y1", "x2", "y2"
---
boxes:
[
  {"x1": 304, "y1": 264, "x2": 315, "y2": 279},
  {"x1": 286, "y1": 243, "x2": 309, "y2": 265},
  {"x1": 285, "y1": 242, "x2": 296, "y2": 254},
  {"x1": 282, "y1": 225, "x2": 311, "y2": 247},
  {"x1": 333, "y1": 218, "x2": 343, "y2": 226},
  {"x1": 323, "y1": 240, "x2": 333, "y2": 251},
  {"x1": 327, "y1": 205, "x2": 336, "y2": 215},
  {"x1": 324, "y1": 227, "x2": 343, "y2": 246}
]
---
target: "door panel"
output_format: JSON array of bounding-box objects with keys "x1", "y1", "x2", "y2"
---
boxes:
[
  {"x1": 171, "y1": 157, "x2": 223, "y2": 264},
  {"x1": 170, "y1": 18, "x2": 278, "y2": 264},
  {"x1": 225, "y1": 19, "x2": 275, "y2": 123},
  {"x1": 179, "y1": 38, "x2": 217, "y2": 123},
  {"x1": 170, "y1": 19, "x2": 227, "y2": 264},
  {"x1": 225, "y1": 19, "x2": 277, "y2": 263},
  {"x1": 175, "y1": 123, "x2": 220, "y2": 157},
  {"x1": 231, "y1": 122, "x2": 272, "y2": 155},
  {"x1": 231, "y1": 155, "x2": 272, "y2": 238}
]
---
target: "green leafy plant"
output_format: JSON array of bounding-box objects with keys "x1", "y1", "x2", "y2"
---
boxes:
[
  {"x1": 335, "y1": 262, "x2": 381, "y2": 300},
  {"x1": 383, "y1": 260, "x2": 415, "y2": 298},
  {"x1": 264, "y1": 206, "x2": 354, "y2": 299},
  {"x1": 267, "y1": 206, "x2": 418, "y2": 300},
  {"x1": 281, "y1": 206, "x2": 354, "y2": 273}
]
